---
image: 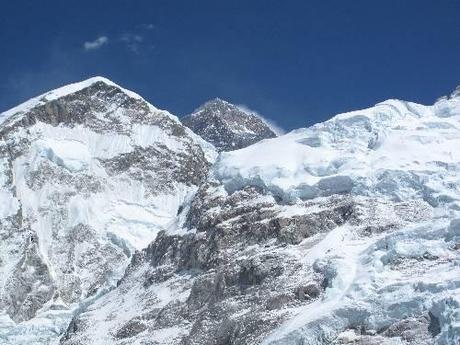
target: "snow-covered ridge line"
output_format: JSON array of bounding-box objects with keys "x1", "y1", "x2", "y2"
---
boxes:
[
  {"x1": 214, "y1": 88, "x2": 460, "y2": 204},
  {"x1": 1, "y1": 75, "x2": 459, "y2": 344},
  {"x1": 0, "y1": 76, "x2": 157, "y2": 125}
]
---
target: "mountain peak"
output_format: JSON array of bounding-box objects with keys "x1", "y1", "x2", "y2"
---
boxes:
[
  {"x1": 0, "y1": 76, "x2": 145, "y2": 126},
  {"x1": 182, "y1": 99, "x2": 277, "y2": 151},
  {"x1": 192, "y1": 97, "x2": 237, "y2": 116},
  {"x1": 204, "y1": 97, "x2": 230, "y2": 105}
]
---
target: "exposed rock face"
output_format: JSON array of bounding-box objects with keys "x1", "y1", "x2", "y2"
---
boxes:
[
  {"x1": 0, "y1": 77, "x2": 214, "y2": 344},
  {"x1": 59, "y1": 179, "x2": 437, "y2": 345},
  {"x1": 181, "y1": 98, "x2": 277, "y2": 151}
]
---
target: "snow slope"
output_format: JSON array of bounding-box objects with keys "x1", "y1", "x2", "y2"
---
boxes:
[{"x1": 215, "y1": 96, "x2": 460, "y2": 206}]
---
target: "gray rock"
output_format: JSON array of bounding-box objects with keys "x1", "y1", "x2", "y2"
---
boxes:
[{"x1": 182, "y1": 98, "x2": 276, "y2": 151}]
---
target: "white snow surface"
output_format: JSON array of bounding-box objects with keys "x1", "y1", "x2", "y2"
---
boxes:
[{"x1": 215, "y1": 96, "x2": 460, "y2": 205}]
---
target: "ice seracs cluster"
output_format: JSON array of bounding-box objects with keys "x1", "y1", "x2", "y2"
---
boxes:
[{"x1": 0, "y1": 78, "x2": 459, "y2": 345}]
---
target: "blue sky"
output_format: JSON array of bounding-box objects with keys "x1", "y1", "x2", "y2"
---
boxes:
[{"x1": 1, "y1": 0, "x2": 459, "y2": 131}]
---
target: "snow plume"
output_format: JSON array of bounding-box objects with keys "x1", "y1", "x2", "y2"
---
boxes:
[
  {"x1": 83, "y1": 36, "x2": 108, "y2": 51},
  {"x1": 236, "y1": 104, "x2": 285, "y2": 135}
]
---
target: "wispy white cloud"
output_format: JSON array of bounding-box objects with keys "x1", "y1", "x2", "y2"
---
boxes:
[
  {"x1": 120, "y1": 33, "x2": 144, "y2": 53},
  {"x1": 83, "y1": 36, "x2": 108, "y2": 51},
  {"x1": 236, "y1": 104, "x2": 285, "y2": 135}
]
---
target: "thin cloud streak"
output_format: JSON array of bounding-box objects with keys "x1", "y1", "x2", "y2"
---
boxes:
[{"x1": 83, "y1": 36, "x2": 108, "y2": 51}]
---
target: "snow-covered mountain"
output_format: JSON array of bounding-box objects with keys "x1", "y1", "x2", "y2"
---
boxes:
[
  {"x1": 0, "y1": 77, "x2": 215, "y2": 344},
  {"x1": 181, "y1": 98, "x2": 277, "y2": 151},
  {"x1": 1, "y1": 79, "x2": 460, "y2": 345}
]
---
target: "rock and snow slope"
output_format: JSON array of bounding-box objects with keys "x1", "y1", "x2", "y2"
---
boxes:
[
  {"x1": 181, "y1": 98, "x2": 277, "y2": 151},
  {"x1": 0, "y1": 77, "x2": 215, "y2": 344},
  {"x1": 1, "y1": 79, "x2": 460, "y2": 345},
  {"x1": 61, "y1": 87, "x2": 460, "y2": 344}
]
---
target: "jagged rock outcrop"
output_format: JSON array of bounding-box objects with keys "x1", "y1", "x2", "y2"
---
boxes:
[{"x1": 181, "y1": 98, "x2": 277, "y2": 151}]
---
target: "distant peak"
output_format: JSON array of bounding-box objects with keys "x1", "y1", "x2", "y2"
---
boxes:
[
  {"x1": 74, "y1": 76, "x2": 117, "y2": 86},
  {"x1": 193, "y1": 97, "x2": 234, "y2": 114},
  {"x1": 192, "y1": 98, "x2": 265, "y2": 122},
  {"x1": 182, "y1": 98, "x2": 277, "y2": 151},
  {"x1": 207, "y1": 97, "x2": 228, "y2": 104}
]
